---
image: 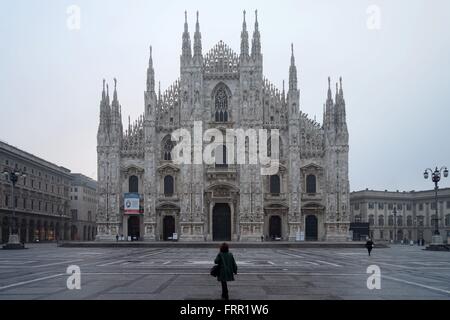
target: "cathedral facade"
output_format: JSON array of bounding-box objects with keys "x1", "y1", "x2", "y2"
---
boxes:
[{"x1": 96, "y1": 11, "x2": 350, "y2": 242}]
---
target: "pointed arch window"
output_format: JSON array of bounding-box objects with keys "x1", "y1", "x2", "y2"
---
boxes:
[
  {"x1": 214, "y1": 87, "x2": 229, "y2": 122},
  {"x1": 129, "y1": 176, "x2": 139, "y2": 193},
  {"x1": 267, "y1": 136, "x2": 282, "y2": 159}
]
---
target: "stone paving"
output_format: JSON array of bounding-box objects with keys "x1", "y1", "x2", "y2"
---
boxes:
[{"x1": 0, "y1": 244, "x2": 449, "y2": 300}]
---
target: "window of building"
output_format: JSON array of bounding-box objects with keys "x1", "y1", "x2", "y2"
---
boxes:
[
  {"x1": 74, "y1": 196, "x2": 78, "y2": 200},
  {"x1": 164, "y1": 175, "x2": 174, "y2": 196},
  {"x1": 74, "y1": 187, "x2": 78, "y2": 192},
  {"x1": 88, "y1": 211, "x2": 92, "y2": 222},
  {"x1": 214, "y1": 86, "x2": 229, "y2": 122},
  {"x1": 71, "y1": 209, "x2": 78, "y2": 221},
  {"x1": 430, "y1": 214, "x2": 437, "y2": 226},
  {"x1": 417, "y1": 215, "x2": 424, "y2": 226},
  {"x1": 388, "y1": 203, "x2": 393, "y2": 210},
  {"x1": 378, "y1": 203, "x2": 384, "y2": 210},
  {"x1": 378, "y1": 215, "x2": 384, "y2": 226},
  {"x1": 430, "y1": 202, "x2": 436, "y2": 210},
  {"x1": 388, "y1": 215, "x2": 394, "y2": 226},
  {"x1": 31, "y1": 200, "x2": 34, "y2": 210},
  {"x1": 14, "y1": 197, "x2": 18, "y2": 208},
  {"x1": 368, "y1": 214, "x2": 374, "y2": 226},
  {"x1": 407, "y1": 216, "x2": 412, "y2": 226},
  {"x1": 368, "y1": 203, "x2": 374, "y2": 209},
  {"x1": 162, "y1": 136, "x2": 175, "y2": 161},
  {"x1": 269, "y1": 175, "x2": 281, "y2": 194},
  {"x1": 4, "y1": 195, "x2": 8, "y2": 207},
  {"x1": 397, "y1": 204, "x2": 403, "y2": 210},
  {"x1": 306, "y1": 175, "x2": 316, "y2": 194},
  {"x1": 419, "y1": 203, "x2": 424, "y2": 211},
  {"x1": 397, "y1": 216, "x2": 403, "y2": 226},
  {"x1": 129, "y1": 176, "x2": 139, "y2": 193},
  {"x1": 447, "y1": 201, "x2": 450, "y2": 209},
  {"x1": 354, "y1": 203, "x2": 360, "y2": 210},
  {"x1": 379, "y1": 230, "x2": 384, "y2": 239},
  {"x1": 406, "y1": 204, "x2": 412, "y2": 211},
  {"x1": 39, "y1": 182, "x2": 41, "y2": 189},
  {"x1": 446, "y1": 214, "x2": 450, "y2": 227},
  {"x1": 39, "y1": 201, "x2": 41, "y2": 211},
  {"x1": 31, "y1": 180, "x2": 34, "y2": 188},
  {"x1": 389, "y1": 230, "x2": 393, "y2": 240},
  {"x1": 23, "y1": 198, "x2": 26, "y2": 209},
  {"x1": 45, "y1": 203, "x2": 48, "y2": 212}
]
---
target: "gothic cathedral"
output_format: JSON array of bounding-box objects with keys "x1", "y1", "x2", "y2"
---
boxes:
[{"x1": 96, "y1": 11, "x2": 350, "y2": 242}]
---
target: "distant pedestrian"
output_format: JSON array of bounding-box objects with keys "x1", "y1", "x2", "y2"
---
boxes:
[
  {"x1": 116, "y1": 234, "x2": 119, "y2": 242},
  {"x1": 214, "y1": 242, "x2": 237, "y2": 300},
  {"x1": 366, "y1": 238, "x2": 374, "y2": 256}
]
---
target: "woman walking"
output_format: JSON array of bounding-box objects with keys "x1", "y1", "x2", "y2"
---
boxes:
[{"x1": 214, "y1": 242, "x2": 237, "y2": 300}]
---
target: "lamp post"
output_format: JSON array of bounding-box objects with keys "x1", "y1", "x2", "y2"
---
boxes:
[
  {"x1": 3, "y1": 168, "x2": 26, "y2": 249},
  {"x1": 393, "y1": 206, "x2": 397, "y2": 244},
  {"x1": 424, "y1": 166, "x2": 448, "y2": 244}
]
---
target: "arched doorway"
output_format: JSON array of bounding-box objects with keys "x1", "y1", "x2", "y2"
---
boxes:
[
  {"x1": 2, "y1": 217, "x2": 9, "y2": 244},
  {"x1": 269, "y1": 215, "x2": 282, "y2": 239},
  {"x1": 213, "y1": 203, "x2": 231, "y2": 241},
  {"x1": 20, "y1": 219, "x2": 27, "y2": 243},
  {"x1": 305, "y1": 215, "x2": 318, "y2": 241},
  {"x1": 28, "y1": 220, "x2": 35, "y2": 242},
  {"x1": 71, "y1": 225, "x2": 78, "y2": 241},
  {"x1": 163, "y1": 216, "x2": 175, "y2": 241},
  {"x1": 128, "y1": 216, "x2": 140, "y2": 240}
]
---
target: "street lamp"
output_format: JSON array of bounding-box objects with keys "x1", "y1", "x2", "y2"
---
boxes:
[
  {"x1": 3, "y1": 168, "x2": 26, "y2": 249},
  {"x1": 424, "y1": 166, "x2": 448, "y2": 244},
  {"x1": 393, "y1": 206, "x2": 397, "y2": 243}
]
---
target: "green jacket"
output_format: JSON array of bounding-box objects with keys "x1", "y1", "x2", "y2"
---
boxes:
[{"x1": 214, "y1": 252, "x2": 238, "y2": 282}]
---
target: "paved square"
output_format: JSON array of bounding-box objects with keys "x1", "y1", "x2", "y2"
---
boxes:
[{"x1": 0, "y1": 244, "x2": 449, "y2": 300}]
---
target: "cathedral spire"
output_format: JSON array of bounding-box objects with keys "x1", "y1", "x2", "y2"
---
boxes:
[
  {"x1": 146, "y1": 46, "x2": 155, "y2": 92},
  {"x1": 289, "y1": 43, "x2": 298, "y2": 91},
  {"x1": 339, "y1": 76, "x2": 344, "y2": 100},
  {"x1": 251, "y1": 9, "x2": 261, "y2": 59},
  {"x1": 193, "y1": 11, "x2": 202, "y2": 62},
  {"x1": 327, "y1": 76, "x2": 332, "y2": 101},
  {"x1": 181, "y1": 10, "x2": 192, "y2": 61},
  {"x1": 101, "y1": 79, "x2": 106, "y2": 101},
  {"x1": 240, "y1": 10, "x2": 249, "y2": 59},
  {"x1": 106, "y1": 83, "x2": 110, "y2": 106},
  {"x1": 113, "y1": 78, "x2": 118, "y2": 103}
]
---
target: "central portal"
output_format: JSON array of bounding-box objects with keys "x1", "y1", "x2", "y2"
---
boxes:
[
  {"x1": 163, "y1": 216, "x2": 175, "y2": 241},
  {"x1": 128, "y1": 215, "x2": 140, "y2": 240},
  {"x1": 212, "y1": 203, "x2": 231, "y2": 241}
]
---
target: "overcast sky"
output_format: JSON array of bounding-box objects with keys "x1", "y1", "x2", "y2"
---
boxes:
[{"x1": 1, "y1": 0, "x2": 449, "y2": 192}]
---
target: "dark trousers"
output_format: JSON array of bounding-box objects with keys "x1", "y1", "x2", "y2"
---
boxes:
[
  {"x1": 367, "y1": 248, "x2": 372, "y2": 256},
  {"x1": 221, "y1": 281, "x2": 228, "y2": 299}
]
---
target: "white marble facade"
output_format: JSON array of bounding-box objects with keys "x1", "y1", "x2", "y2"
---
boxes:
[{"x1": 96, "y1": 11, "x2": 350, "y2": 242}]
